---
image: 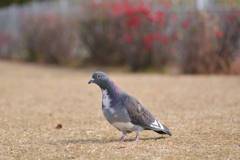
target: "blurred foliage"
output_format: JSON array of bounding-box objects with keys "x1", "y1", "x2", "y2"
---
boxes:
[
  {"x1": 1, "y1": 0, "x2": 240, "y2": 74},
  {"x1": 180, "y1": 8, "x2": 240, "y2": 74},
  {"x1": 0, "y1": 0, "x2": 46, "y2": 8},
  {"x1": 217, "y1": 0, "x2": 240, "y2": 5},
  {"x1": 80, "y1": 1, "x2": 177, "y2": 71},
  {"x1": 80, "y1": 18, "x2": 124, "y2": 66},
  {"x1": 80, "y1": 0, "x2": 240, "y2": 73},
  {"x1": 21, "y1": 14, "x2": 84, "y2": 66}
]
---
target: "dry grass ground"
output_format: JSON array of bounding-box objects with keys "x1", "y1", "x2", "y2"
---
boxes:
[{"x1": 0, "y1": 60, "x2": 239, "y2": 160}]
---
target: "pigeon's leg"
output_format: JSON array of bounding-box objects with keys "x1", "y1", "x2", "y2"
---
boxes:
[
  {"x1": 127, "y1": 132, "x2": 140, "y2": 142},
  {"x1": 132, "y1": 134, "x2": 139, "y2": 142},
  {"x1": 118, "y1": 132, "x2": 127, "y2": 142}
]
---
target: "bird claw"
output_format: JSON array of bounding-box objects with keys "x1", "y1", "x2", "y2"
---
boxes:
[
  {"x1": 131, "y1": 139, "x2": 139, "y2": 142},
  {"x1": 129, "y1": 138, "x2": 139, "y2": 142}
]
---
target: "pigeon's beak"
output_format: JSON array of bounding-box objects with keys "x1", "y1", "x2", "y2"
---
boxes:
[{"x1": 88, "y1": 78, "x2": 94, "y2": 84}]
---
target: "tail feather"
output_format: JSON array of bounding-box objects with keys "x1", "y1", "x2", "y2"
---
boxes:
[
  {"x1": 146, "y1": 119, "x2": 172, "y2": 136},
  {"x1": 154, "y1": 124, "x2": 172, "y2": 136},
  {"x1": 154, "y1": 130, "x2": 172, "y2": 136}
]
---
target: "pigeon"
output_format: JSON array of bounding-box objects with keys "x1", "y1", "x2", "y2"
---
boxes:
[{"x1": 88, "y1": 71, "x2": 171, "y2": 142}]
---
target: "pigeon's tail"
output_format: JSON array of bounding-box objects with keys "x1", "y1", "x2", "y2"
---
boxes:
[
  {"x1": 154, "y1": 130, "x2": 172, "y2": 136},
  {"x1": 154, "y1": 124, "x2": 172, "y2": 136}
]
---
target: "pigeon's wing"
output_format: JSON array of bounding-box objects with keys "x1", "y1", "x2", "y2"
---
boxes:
[{"x1": 123, "y1": 94, "x2": 169, "y2": 133}]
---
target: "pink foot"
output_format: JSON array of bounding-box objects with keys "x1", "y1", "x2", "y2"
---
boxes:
[
  {"x1": 130, "y1": 137, "x2": 139, "y2": 142},
  {"x1": 124, "y1": 136, "x2": 139, "y2": 142}
]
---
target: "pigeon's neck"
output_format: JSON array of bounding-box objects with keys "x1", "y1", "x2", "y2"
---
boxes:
[{"x1": 100, "y1": 79, "x2": 121, "y2": 100}]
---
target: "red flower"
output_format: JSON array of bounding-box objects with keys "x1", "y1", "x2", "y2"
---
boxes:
[
  {"x1": 155, "y1": 11, "x2": 165, "y2": 26},
  {"x1": 136, "y1": 2, "x2": 151, "y2": 16},
  {"x1": 144, "y1": 35, "x2": 154, "y2": 51},
  {"x1": 182, "y1": 21, "x2": 190, "y2": 29},
  {"x1": 111, "y1": 2, "x2": 130, "y2": 17},
  {"x1": 125, "y1": 7, "x2": 136, "y2": 16},
  {"x1": 215, "y1": 30, "x2": 223, "y2": 38},
  {"x1": 144, "y1": 33, "x2": 169, "y2": 50},
  {"x1": 126, "y1": 17, "x2": 140, "y2": 27},
  {"x1": 148, "y1": 11, "x2": 164, "y2": 24},
  {"x1": 124, "y1": 34, "x2": 133, "y2": 43}
]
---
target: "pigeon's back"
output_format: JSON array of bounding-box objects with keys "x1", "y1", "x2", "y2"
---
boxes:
[{"x1": 123, "y1": 93, "x2": 172, "y2": 135}]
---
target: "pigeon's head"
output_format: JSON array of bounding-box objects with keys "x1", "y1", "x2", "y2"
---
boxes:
[
  {"x1": 89, "y1": 71, "x2": 121, "y2": 93},
  {"x1": 88, "y1": 71, "x2": 110, "y2": 87}
]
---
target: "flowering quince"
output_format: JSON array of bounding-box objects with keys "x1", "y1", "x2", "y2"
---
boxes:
[
  {"x1": 111, "y1": 2, "x2": 130, "y2": 17},
  {"x1": 136, "y1": 2, "x2": 151, "y2": 16},
  {"x1": 182, "y1": 21, "x2": 190, "y2": 29},
  {"x1": 111, "y1": 2, "x2": 151, "y2": 17},
  {"x1": 215, "y1": 30, "x2": 223, "y2": 38},
  {"x1": 125, "y1": 7, "x2": 137, "y2": 16},
  {"x1": 124, "y1": 34, "x2": 133, "y2": 43},
  {"x1": 110, "y1": 1, "x2": 166, "y2": 27},
  {"x1": 127, "y1": 17, "x2": 140, "y2": 27},
  {"x1": 94, "y1": 1, "x2": 174, "y2": 53},
  {"x1": 149, "y1": 11, "x2": 165, "y2": 26},
  {"x1": 143, "y1": 33, "x2": 169, "y2": 51},
  {"x1": 144, "y1": 35, "x2": 154, "y2": 51}
]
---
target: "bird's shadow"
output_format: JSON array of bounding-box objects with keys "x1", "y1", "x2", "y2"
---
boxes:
[{"x1": 58, "y1": 137, "x2": 166, "y2": 144}]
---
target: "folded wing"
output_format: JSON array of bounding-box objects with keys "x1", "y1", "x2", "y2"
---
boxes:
[{"x1": 123, "y1": 94, "x2": 171, "y2": 135}]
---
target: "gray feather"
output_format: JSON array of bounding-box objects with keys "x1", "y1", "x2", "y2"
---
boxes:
[{"x1": 122, "y1": 93, "x2": 172, "y2": 135}]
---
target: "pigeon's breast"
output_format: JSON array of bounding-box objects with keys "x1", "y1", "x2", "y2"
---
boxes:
[
  {"x1": 101, "y1": 89, "x2": 130, "y2": 124},
  {"x1": 102, "y1": 89, "x2": 115, "y2": 113}
]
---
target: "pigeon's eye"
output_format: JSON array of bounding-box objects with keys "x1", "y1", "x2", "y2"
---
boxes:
[{"x1": 97, "y1": 75, "x2": 101, "y2": 78}]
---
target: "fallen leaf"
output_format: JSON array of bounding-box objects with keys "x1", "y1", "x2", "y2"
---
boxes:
[{"x1": 55, "y1": 124, "x2": 62, "y2": 129}]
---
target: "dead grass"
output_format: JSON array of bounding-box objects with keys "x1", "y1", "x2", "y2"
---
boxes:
[{"x1": 0, "y1": 60, "x2": 239, "y2": 160}]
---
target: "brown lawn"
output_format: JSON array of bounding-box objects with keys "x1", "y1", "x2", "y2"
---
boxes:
[{"x1": 0, "y1": 61, "x2": 239, "y2": 159}]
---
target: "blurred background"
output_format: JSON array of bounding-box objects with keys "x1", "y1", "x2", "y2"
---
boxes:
[{"x1": 0, "y1": 0, "x2": 240, "y2": 74}]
